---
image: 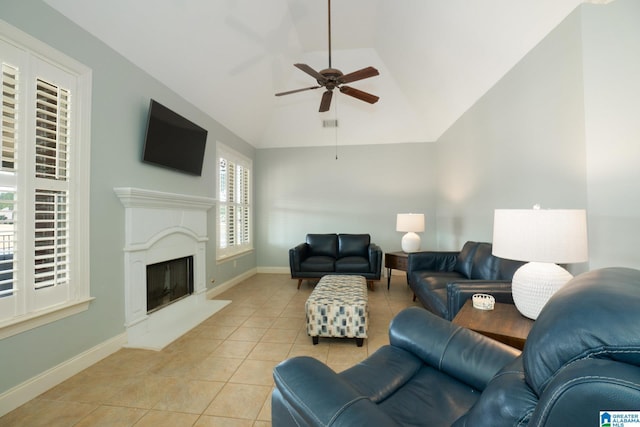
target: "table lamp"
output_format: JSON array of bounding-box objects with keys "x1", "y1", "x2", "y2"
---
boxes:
[
  {"x1": 396, "y1": 213, "x2": 425, "y2": 253},
  {"x1": 492, "y1": 206, "x2": 588, "y2": 319}
]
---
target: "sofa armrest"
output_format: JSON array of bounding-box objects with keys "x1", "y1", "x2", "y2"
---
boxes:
[
  {"x1": 447, "y1": 281, "x2": 514, "y2": 320},
  {"x1": 368, "y1": 243, "x2": 382, "y2": 276},
  {"x1": 272, "y1": 356, "x2": 399, "y2": 427},
  {"x1": 389, "y1": 307, "x2": 520, "y2": 391},
  {"x1": 289, "y1": 243, "x2": 309, "y2": 275},
  {"x1": 407, "y1": 251, "x2": 458, "y2": 275}
]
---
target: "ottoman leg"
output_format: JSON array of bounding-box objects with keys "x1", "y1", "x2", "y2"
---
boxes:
[
  {"x1": 312, "y1": 336, "x2": 319, "y2": 345},
  {"x1": 356, "y1": 338, "x2": 364, "y2": 347}
]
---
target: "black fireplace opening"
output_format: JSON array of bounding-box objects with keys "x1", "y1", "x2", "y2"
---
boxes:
[{"x1": 146, "y1": 255, "x2": 194, "y2": 313}]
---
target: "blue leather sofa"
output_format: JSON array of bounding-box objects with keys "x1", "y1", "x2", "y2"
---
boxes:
[
  {"x1": 408, "y1": 241, "x2": 524, "y2": 319},
  {"x1": 289, "y1": 233, "x2": 382, "y2": 289},
  {"x1": 272, "y1": 267, "x2": 640, "y2": 426}
]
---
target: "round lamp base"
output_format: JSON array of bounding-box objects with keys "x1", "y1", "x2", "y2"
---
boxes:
[
  {"x1": 512, "y1": 262, "x2": 573, "y2": 320},
  {"x1": 401, "y1": 232, "x2": 421, "y2": 253}
]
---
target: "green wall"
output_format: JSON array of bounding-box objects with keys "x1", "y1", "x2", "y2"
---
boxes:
[{"x1": 0, "y1": 0, "x2": 255, "y2": 394}]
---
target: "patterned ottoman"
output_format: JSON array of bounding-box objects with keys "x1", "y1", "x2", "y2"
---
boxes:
[{"x1": 305, "y1": 275, "x2": 369, "y2": 347}]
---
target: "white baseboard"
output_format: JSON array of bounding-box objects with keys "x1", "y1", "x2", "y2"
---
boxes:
[
  {"x1": 257, "y1": 266, "x2": 289, "y2": 274},
  {"x1": 206, "y1": 267, "x2": 257, "y2": 299},
  {"x1": 0, "y1": 332, "x2": 127, "y2": 417}
]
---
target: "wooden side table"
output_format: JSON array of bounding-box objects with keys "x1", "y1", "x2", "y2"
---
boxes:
[
  {"x1": 452, "y1": 300, "x2": 534, "y2": 350},
  {"x1": 384, "y1": 251, "x2": 409, "y2": 290}
]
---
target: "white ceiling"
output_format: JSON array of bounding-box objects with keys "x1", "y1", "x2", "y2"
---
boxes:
[{"x1": 44, "y1": 0, "x2": 594, "y2": 149}]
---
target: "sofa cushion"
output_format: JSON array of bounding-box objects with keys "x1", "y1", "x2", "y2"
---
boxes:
[
  {"x1": 340, "y1": 346, "x2": 423, "y2": 403},
  {"x1": 300, "y1": 256, "x2": 335, "y2": 272},
  {"x1": 411, "y1": 271, "x2": 465, "y2": 291},
  {"x1": 452, "y1": 357, "x2": 537, "y2": 427},
  {"x1": 454, "y1": 241, "x2": 479, "y2": 278},
  {"x1": 469, "y1": 242, "x2": 498, "y2": 280},
  {"x1": 338, "y1": 234, "x2": 370, "y2": 258},
  {"x1": 306, "y1": 234, "x2": 338, "y2": 258},
  {"x1": 335, "y1": 257, "x2": 370, "y2": 273},
  {"x1": 375, "y1": 365, "x2": 479, "y2": 426}
]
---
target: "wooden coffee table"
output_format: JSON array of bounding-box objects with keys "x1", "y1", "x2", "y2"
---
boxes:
[{"x1": 452, "y1": 300, "x2": 534, "y2": 350}]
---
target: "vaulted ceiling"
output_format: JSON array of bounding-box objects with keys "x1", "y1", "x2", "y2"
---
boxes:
[{"x1": 44, "y1": 0, "x2": 598, "y2": 149}]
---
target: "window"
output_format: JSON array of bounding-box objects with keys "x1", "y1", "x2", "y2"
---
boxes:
[
  {"x1": 217, "y1": 143, "x2": 252, "y2": 260},
  {"x1": 0, "y1": 22, "x2": 92, "y2": 338}
]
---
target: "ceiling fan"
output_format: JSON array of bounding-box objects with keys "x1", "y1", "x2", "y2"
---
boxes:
[{"x1": 275, "y1": 0, "x2": 380, "y2": 112}]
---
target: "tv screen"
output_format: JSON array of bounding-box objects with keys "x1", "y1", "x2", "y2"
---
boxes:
[{"x1": 142, "y1": 99, "x2": 208, "y2": 176}]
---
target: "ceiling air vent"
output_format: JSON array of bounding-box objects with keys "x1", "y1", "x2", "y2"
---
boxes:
[{"x1": 322, "y1": 119, "x2": 338, "y2": 128}]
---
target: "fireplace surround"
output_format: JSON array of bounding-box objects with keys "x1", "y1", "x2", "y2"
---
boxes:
[{"x1": 115, "y1": 187, "x2": 228, "y2": 350}]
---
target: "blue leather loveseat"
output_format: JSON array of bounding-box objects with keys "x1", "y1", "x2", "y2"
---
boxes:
[
  {"x1": 289, "y1": 233, "x2": 382, "y2": 289},
  {"x1": 272, "y1": 267, "x2": 640, "y2": 426}
]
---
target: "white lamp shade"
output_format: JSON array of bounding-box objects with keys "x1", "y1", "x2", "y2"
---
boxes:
[
  {"x1": 492, "y1": 208, "x2": 588, "y2": 319},
  {"x1": 492, "y1": 209, "x2": 588, "y2": 263},
  {"x1": 396, "y1": 213, "x2": 425, "y2": 232}
]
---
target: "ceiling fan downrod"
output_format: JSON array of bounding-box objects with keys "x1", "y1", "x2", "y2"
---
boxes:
[{"x1": 328, "y1": 0, "x2": 332, "y2": 69}]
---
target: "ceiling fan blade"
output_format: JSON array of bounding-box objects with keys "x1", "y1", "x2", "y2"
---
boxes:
[
  {"x1": 294, "y1": 63, "x2": 327, "y2": 84},
  {"x1": 339, "y1": 86, "x2": 379, "y2": 104},
  {"x1": 338, "y1": 66, "x2": 379, "y2": 84},
  {"x1": 275, "y1": 86, "x2": 321, "y2": 96},
  {"x1": 319, "y1": 90, "x2": 333, "y2": 112}
]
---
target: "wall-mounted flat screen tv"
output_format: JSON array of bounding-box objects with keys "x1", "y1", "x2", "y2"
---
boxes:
[{"x1": 142, "y1": 99, "x2": 208, "y2": 176}]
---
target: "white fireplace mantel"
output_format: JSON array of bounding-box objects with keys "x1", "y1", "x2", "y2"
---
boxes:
[{"x1": 114, "y1": 187, "x2": 228, "y2": 350}]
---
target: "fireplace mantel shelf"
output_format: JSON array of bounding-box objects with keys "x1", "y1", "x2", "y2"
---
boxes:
[{"x1": 114, "y1": 187, "x2": 215, "y2": 210}]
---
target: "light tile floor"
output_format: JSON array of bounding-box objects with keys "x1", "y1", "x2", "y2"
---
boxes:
[{"x1": 1, "y1": 273, "x2": 420, "y2": 427}]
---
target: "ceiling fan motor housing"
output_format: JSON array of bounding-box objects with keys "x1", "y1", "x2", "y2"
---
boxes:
[{"x1": 319, "y1": 68, "x2": 343, "y2": 89}]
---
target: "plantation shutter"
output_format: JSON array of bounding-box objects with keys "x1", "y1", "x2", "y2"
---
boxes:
[
  {"x1": 227, "y1": 159, "x2": 236, "y2": 248},
  {"x1": 0, "y1": 62, "x2": 17, "y2": 299},
  {"x1": 219, "y1": 157, "x2": 228, "y2": 249},
  {"x1": 239, "y1": 165, "x2": 250, "y2": 245},
  {"x1": 2, "y1": 63, "x2": 17, "y2": 172},
  {"x1": 33, "y1": 78, "x2": 70, "y2": 291},
  {"x1": 0, "y1": 22, "x2": 91, "y2": 331},
  {"x1": 217, "y1": 145, "x2": 252, "y2": 259}
]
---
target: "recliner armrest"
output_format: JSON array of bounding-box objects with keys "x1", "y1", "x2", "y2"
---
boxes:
[
  {"x1": 272, "y1": 356, "x2": 399, "y2": 427},
  {"x1": 447, "y1": 281, "x2": 514, "y2": 320},
  {"x1": 389, "y1": 307, "x2": 520, "y2": 391},
  {"x1": 529, "y1": 358, "x2": 640, "y2": 426},
  {"x1": 407, "y1": 251, "x2": 458, "y2": 275}
]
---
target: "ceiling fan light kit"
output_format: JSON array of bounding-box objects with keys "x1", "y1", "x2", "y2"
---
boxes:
[{"x1": 275, "y1": 0, "x2": 380, "y2": 112}]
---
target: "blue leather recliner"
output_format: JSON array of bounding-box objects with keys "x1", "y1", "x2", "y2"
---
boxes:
[{"x1": 272, "y1": 267, "x2": 640, "y2": 426}]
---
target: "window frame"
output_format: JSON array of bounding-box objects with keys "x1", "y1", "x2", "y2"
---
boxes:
[
  {"x1": 216, "y1": 143, "x2": 253, "y2": 261},
  {"x1": 0, "y1": 20, "x2": 92, "y2": 340}
]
